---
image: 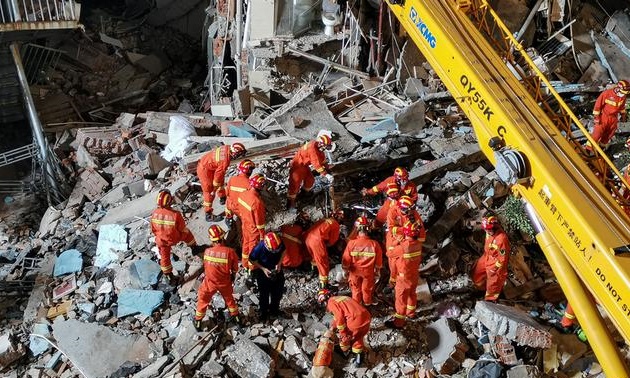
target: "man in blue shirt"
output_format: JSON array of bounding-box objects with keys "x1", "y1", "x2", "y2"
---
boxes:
[{"x1": 250, "y1": 232, "x2": 286, "y2": 321}]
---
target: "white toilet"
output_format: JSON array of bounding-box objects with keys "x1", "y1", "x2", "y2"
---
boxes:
[{"x1": 322, "y1": 12, "x2": 340, "y2": 36}]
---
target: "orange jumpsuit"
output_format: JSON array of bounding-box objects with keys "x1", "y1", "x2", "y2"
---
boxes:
[
  {"x1": 561, "y1": 303, "x2": 577, "y2": 328},
  {"x1": 342, "y1": 234, "x2": 383, "y2": 305},
  {"x1": 313, "y1": 334, "x2": 334, "y2": 367},
  {"x1": 280, "y1": 224, "x2": 306, "y2": 268},
  {"x1": 225, "y1": 173, "x2": 250, "y2": 218},
  {"x1": 150, "y1": 207, "x2": 196, "y2": 274},
  {"x1": 197, "y1": 145, "x2": 231, "y2": 214},
  {"x1": 591, "y1": 88, "x2": 627, "y2": 145},
  {"x1": 391, "y1": 239, "x2": 423, "y2": 327},
  {"x1": 288, "y1": 141, "x2": 328, "y2": 200},
  {"x1": 385, "y1": 206, "x2": 424, "y2": 285},
  {"x1": 472, "y1": 229, "x2": 510, "y2": 301},
  {"x1": 326, "y1": 296, "x2": 371, "y2": 353},
  {"x1": 368, "y1": 176, "x2": 419, "y2": 226},
  {"x1": 237, "y1": 189, "x2": 266, "y2": 269},
  {"x1": 305, "y1": 218, "x2": 340, "y2": 286},
  {"x1": 195, "y1": 244, "x2": 239, "y2": 320}
]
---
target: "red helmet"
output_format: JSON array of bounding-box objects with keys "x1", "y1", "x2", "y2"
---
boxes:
[
  {"x1": 354, "y1": 216, "x2": 369, "y2": 230},
  {"x1": 264, "y1": 232, "x2": 282, "y2": 252},
  {"x1": 238, "y1": 159, "x2": 255, "y2": 176},
  {"x1": 249, "y1": 174, "x2": 266, "y2": 190},
  {"x1": 403, "y1": 220, "x2": 421, "y2": 238},
  {"x1": 481, "y1": 216, "x2": 500, "y2": 231},
  {"x1": 230, "y1": 142, "x2": 247, "y2": 158},
  {"x1": 208, "y1": 224, "x2": 225, "y2": 242},
  {"x1": 317, "y1": 289, "x2": 332, "y2": 303},
  {"x1": 317, "y1": 134, "x2": 333, "y2": 150},
  {"x1": 617, "y1": 80, "x2": 630, "y2": 95},
  {"x1": 394, "y1": 167, "x2": 409, "y2": 182},
  {"x1": 157, "y1": 190, "x2": 173, "y2": 208},
  {"x1": 385, "y1": 182, "x2": 400, "y2": 199},
  {"x1": 398, "y1": 196, "x2": 414, "y2": 212},
  {"x1": 332, "y1": 209, "x2": 345, "y2": 221}
]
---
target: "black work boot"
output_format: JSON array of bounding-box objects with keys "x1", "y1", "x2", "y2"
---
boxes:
[
  {"x1": 219, "y1": 197, "x2": 226, "y2": 205},
  {"x1": 164, "y1": 273, "x2": 178, "y2": 286},
  {"x1": 353, "y1": 352, "x2": 363, "y2": 367},
  {"x1": 193, "y1": 319, "x2": 202, "y2": 331}
]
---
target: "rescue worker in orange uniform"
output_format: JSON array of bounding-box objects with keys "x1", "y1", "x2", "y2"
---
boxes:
[
  {"x1": 385, "y1": 195, "x2": 424, "y2": 287},
  {"x1": 586, "y1": 80, "x2": 629, "y2": 150},
  {"x1": 318, "y1": 289, "x2": 371, "y2": 367},
  {"x1": 287, "y1": 135, "x2": 334, "y2": 210},
  {"x1": 342, "y1": 216, "x2": 383, "y2": 306},
  {"x1": 561, "y1": 303, "x2": 577, "y2": 328},
  {"x1": 373, "y1": 183, "x2": 400, "y2": 227},
  {"x1": 150, "y1": 190, "x2": 197, "y2": 284},
  {"x1": 361, "y1": 167, "x2": 418, "y2": 227},
  {"x1": 194, "y1": 225, "x2": 240, "y2": 331},
  {"x1": 224, "y1": 159, "x2": 255, "y2": 223},
  {"x1": 385, "y1": 221, "x2": 424, "y2": 329},
  {"x1": 237, "y1": 174, "x2": 266, "y2": 271},
  {"x1": 197, "y1": 142, "x2": 247, "y2": 221},
  {"x1": 304, "y1": 209, "x2": 344, "y2": 288},
  {"x1": 279, "y1": 212, "x2": 312, "y2": 268},
  {"x1": 471, "y1": 216, "x2": 511, "y2": 302}
]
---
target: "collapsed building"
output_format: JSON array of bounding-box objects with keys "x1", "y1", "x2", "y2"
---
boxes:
[{"x1": 2, "y1": 0, "x2": 630, "y2": 377}]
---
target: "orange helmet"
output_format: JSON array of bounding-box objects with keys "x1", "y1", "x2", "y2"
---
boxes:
[
  {"x1": 354, "y1": 216, "x2": 369, "y2": 230},
  {"x1": 230, "y1": 142, "x2": 247, "y2": 158},
  {"x1": 208, "y1": 224, "x2": 225, "y2": 242},
  {"x1": 249, "y1": 174, "x2": 266, "y2": 190},
  {"x1": 264, "y1": 232, "x2": 282, "y2": 252},
  {"x1": 398, "y1": 196, "x2": 414, "y2": 212},
  {"x1": 157, "y1": 190, "x2": 173, "y2": 208},
  {"x1": 317, "y1": 289, "x2": 332, "y2": 303},
  {"x1": 317, "y1": 134, "x2": 333, "y2": 150},
  {"x1": 403, "y1": 220, "x2": 421, "y2": 238},
  {"x1": 617, "y1": 80, "x2": 630, "y2": 95},
  {"x1": 481, "y1": 215, "x2": 500, "y2": 231},
  {"x1": 394, "y1": 167, "x2": 409, "y2": 182},
  {"x1": 385, "y1": 182, "x2": 400, "y2": 199},
  {"x1": 238, "y1": 159, "x2": 255, "y2": 176},
  {"x1": 332, "y1": 209, "x2": 345, "y2": 221}
]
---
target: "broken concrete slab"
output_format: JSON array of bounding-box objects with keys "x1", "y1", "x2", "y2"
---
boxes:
[
  {"x1": 38, "y1": 206, "x2": 62, "y2": 237},
  {"x1": 224, "y1": 338, "x2": 276, "y2": 378},
  {"x1": 0, "y1": 332, "x2": 25, "y2": 369},
  {"x1": 52, "y1": 318, "x2": 154, "y2": 378},
  {"x1": 28, "y1": 323, "x2": 51, "y2": 356},
  {"x1": 98, "y1": 191, "x2": 158, "y2": 226},
  {"x1": 134, "y1": 355, "x2": 170, "y2": 378},
  {"x1": 394, "y1": 100, "x2": 425, "y2": 135},
  {"x1": 425, "y1": 317, "x2": 469, "y2": 375},
  {"x1": 53, "y1": 249, "x2": 82, "y2": 277},
  {"x1": 475, "y1": 301, "x2": 553, "y2": 349},
  {"x1": 506, "y1": 365, "x2": 541, "y2": 378},
  {"x1": 171, "y1": 320, "x2": 216, "y2": 368},
  {"x1": 117, "y1": 289, "x2": 164, "y2": 317},
  {"x1": 130, "y1": 258, "x2": 162, "y2": 288},
  {"x1": 410, "y1": 144, "x2": 485, "y2": 186},
  {"x1": 95, "y1": 224, "x2": 128, "y2": 268}
]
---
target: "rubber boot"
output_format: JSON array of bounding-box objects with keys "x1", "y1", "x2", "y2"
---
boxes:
[{"x1": 353, "y1": 352, "x2": 363, "y2": 367}]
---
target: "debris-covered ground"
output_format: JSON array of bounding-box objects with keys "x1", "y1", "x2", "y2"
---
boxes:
[{"x1": 3, "y1": 0, "x2": 630, "y2": 378}]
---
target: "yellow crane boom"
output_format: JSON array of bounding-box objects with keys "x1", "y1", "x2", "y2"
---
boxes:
[{"x1": 385, "y1": 0, "x2": 630, "y2": 376}]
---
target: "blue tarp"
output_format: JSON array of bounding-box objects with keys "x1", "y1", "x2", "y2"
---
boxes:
[
  {"x1": 53, "y1": 249, "x2": 83, "y2": 277},
  {"x1": 117, "y1": 289, "x2": 164, "y2": 317},
  {"x1": 130, "y1": 259, "x2": 161, "y2": 288}
]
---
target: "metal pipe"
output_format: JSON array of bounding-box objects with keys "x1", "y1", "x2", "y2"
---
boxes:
[
  {"x1": 10, "y1": 43, "x2": 59, "y2": 194},
  {"x1": 376, "y1": 0, "x2": 384, "y2": 74},
  {"x1": 524, "y1": 203, "x2": 630, "y2": 377},
  {"x1": 235, "y1": 0, "x2": 243, "y2": 88},
  {"x1": 286, "y1": 46, "x2": 371, "y2": 79},
  {"x1": 515, "y1": 0, "x2": 544, "y2": 41},
  {"x1": 8, "y1": 0, "x2": 21, "y2": 21},
  {"x1": 242, "y1": 0, "x2": 251, "y2": 50}
]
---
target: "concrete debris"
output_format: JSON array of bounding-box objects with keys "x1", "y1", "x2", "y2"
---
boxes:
[
  {"x1": 28, "y1": 324, "x2": 51, "y2": 357},
  {"x1": 117, "y1": 289, "x2": 164, "y2": 317},
  {"x1": 130, "y1": 258, "x2": 162, "y2": 288},
  {"x1": 425, "y1": 317, "x2": 469, "y2": 375},
  {"x1": 53, "y1": 249, "x2": 83, "y2": 277},
  {"x1": 507, "y1": 365, "x2": 541, "y2": 378},
  {"x1": 52, "y1": 319, "x2": 155, "y2": 378},
  {"x1": 95, "y1": 224, "x2": 128, "y2": 268},
  {"x1": 475, "y1": 301, "x2": 553, "y2": 349},
  {"x1": 224, "y1": 338, "x2": 276, "y2": 378},
  {"x1": 0, "y1": 332, "x2": 25, "y2": 369}
]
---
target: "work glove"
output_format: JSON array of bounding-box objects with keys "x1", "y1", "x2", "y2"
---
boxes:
[{"x1": 325, "y1": 174, "x2": 334, "y2": 184}]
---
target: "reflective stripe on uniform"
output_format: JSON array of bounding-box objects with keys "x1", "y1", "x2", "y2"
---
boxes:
[
  {"x1": 605, "y1": 99, "x2": 621, "y2": 106},
  {"x1": 564, "y1": 312, "x2": 575, "y2": 319},
  {"x1": 238, "y1": 197, "x2": 252, "y2": 211},
  {"x1": 204, "y1": 256, "x2": 228, "y2": 264},
  {"x1": 350, "y1": 251, "x2": 376, "y2": 257},
  {"x1": 403, "y1": 250, "x2": 422, "y2": 258},
  {"x1": 230, "y1": 186, "x2": 247, "y2": 193},
  {"x1": 151, "y1": 219, "x2": 176, "y2": 226}
]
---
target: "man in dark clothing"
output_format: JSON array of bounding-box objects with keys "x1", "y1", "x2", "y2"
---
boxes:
[{"x1": 249, "y1": 232, "x2": 286, "y2": 321}]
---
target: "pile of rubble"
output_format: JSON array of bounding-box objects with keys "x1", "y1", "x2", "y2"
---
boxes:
[{"x1": 5, "y1": 0, "x2": 630, "y2": 377}]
